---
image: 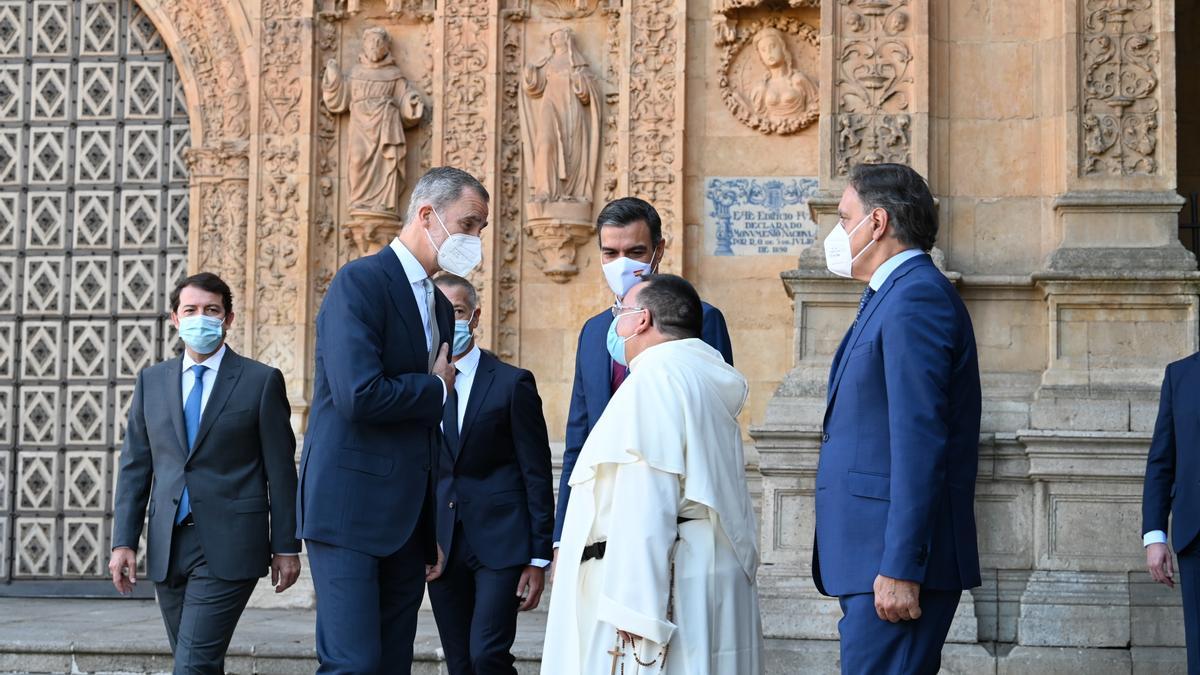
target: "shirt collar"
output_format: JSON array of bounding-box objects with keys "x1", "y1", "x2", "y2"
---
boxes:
[
  {"x1": 182, "y1": 343, "x2": 227, "y2": 374},
  {"x1": 869, "y1": 248, "x2": 924, "y2": 291},
  {"x1": 389, "y1": 237, "x2": 429, "y2": 286},
  {"x1": 455, "y1": 344, "x2": 481, "y2": 378}
]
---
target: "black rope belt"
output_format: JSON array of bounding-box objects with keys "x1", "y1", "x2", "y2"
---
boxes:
[{"x1": 580, "y1": 517, "x2": 699, "y2": 563}]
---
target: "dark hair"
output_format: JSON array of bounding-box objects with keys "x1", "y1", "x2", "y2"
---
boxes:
[
  {"x1": 596, "y1": 197, "x2": 663, "y2": 248},
  {"x1": 848, "y1": 163, "x2": 938, "y2": 251},
  {"x1": 636, "y1": 274, "x2": 702, "y2": 340},
  {"x1": 405, "y1": 166, "x2": 490, "y2": 224},
  {"x1": 170, "y1": 272, "x2": 233, "y2": 315},
  {"x1": 433, "y1": 273, "x2": 478, "y2": 310}
]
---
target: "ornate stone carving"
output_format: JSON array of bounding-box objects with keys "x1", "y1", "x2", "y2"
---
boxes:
[
  {"x1": 519, "y1": 27, "x2": 601, "y2": 281},
  {"x1": 312, "y1": 15, "x2": 342, "y2": 308},
  {"x1": 719, "y1": 18, "x2": 819, "y2": 135},
  {"x1": 601, "y1": 4, "x2": 622, "y2": 202},
  {"x1": 442, "y1": 2, "x2": 491, "y2": 173},
  {"x1": 324, "y1": 28, "x2": 427, "y2": 254},
  {"x1": 833, "y1": 0, "x2": 913, "y2": 176},
  {"x1": 1080, "y1": 0, "x2": 1160, "y2": 176},
  {"x1": 496, "y1": 7, "x2": 526, "y2": 361},
  {"x1": 628, "y1": 0, "x2": 685, "y2": 260},
  {"x1": 252, "y1": 0, "x2": 308, "y2": 393},
  {"x1": 711, "y1": 0, "x2": 821, "y2": 46}
]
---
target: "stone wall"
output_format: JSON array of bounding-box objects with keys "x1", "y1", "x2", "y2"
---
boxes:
[{"x1": 122, "y1": 0, "x2": 1200, "y2": 668}]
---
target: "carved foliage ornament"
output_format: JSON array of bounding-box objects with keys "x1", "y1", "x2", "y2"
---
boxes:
[
  {"x1": 1080, "y1": 0, "x2": 1160, "y2": 176},
  {"x1": 718, "y1": 18, "x2": 819, "y2": 135},
  {"x1": 711, "y1": 0, "x2": 821, "y2": 45},
  {"x1": 834, "y1": 0, "x2": 913, "y2": 175}
]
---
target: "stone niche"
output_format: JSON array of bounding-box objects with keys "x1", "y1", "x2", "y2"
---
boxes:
[
  {"x1": 518, "y1": 3, "x2": 610, "y2": 282},
  {"x1": 316, "y1": 1, "x2": 435, "y2": 262}
]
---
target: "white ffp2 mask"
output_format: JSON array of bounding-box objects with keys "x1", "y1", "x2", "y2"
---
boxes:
[
  {"x1": 602, "y1": 257, "x2": 653, "y2": 299},
  {"x1": 823, "y1": 213, "x2": 875, "y2": 279}
]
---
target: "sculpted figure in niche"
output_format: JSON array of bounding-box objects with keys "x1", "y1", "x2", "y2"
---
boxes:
[
  {"x1": 520, "y1": 27, "x2": 600, "y2": 213},
  {"x1": 322, "y1": 27, "x2": 425, "y2": 222},
  {"x1": 750, "y1": 27, "x2": 818, "y2": 122}
]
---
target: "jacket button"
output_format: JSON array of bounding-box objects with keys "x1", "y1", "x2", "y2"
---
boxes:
[
  {"x1": 448, "y1": 501, "x2": 455, "y2": 510},
  {"x1": 172, "y1": 498, "x2": 178, "y2": 505},
  {"x1": 822, "y1": 433, "x2": 830, "y2": 443}
]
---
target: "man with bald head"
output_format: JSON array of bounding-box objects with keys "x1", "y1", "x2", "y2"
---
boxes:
[{"x1": 542, "y1": 274, "x2": 762, "y2": 675}]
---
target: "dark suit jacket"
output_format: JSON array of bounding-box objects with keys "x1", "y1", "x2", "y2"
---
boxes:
[
  {"x1": 297, "y1": 248, "x2": 453, "y2": 559},
  {"x1": 554, "y1": 301, "x2": 733, "y2": 541},
  {"x1": 1143, "y1": 353, "x2": 1200, "y2": 554},
  {"x1": 813, "y1": 253, "x2": 982, "y2": 597},
  {"x1": 435, "y1": 350, "x2": 554, "y2": 570},
  {"x1": 112, "y1": 348, "x2": 299, "y2": 583}
]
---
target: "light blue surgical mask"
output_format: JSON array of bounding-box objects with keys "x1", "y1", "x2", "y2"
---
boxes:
[
  {"x1": 452, "y1": 319, "x2": 473, "y2": 357},
  {"x1": 178, "y1": 315, "x2": 225, "y2": 355},
  {"x1": 605, "y1": 309, "x2": 645, "y2": 367}
]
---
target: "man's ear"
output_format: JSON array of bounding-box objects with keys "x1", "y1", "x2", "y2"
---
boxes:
[
  {"x1": 870, "y1": 207, "x2": 890, "y2": 241},
  {"x1": 170, "y1": 312, "x2": 180, "y2": 329},
  {"x1": 469, "y1": 307, "x2": 481, "y2": 331},
  {"x1": 223, "y1": 311, "x2": 235, "y2": 328}
]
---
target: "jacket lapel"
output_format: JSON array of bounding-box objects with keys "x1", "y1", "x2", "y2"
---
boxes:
[
  {"x1": 188, "y1": 349, "x2": 244, "y2": 459},
  {"x1": 825, "y1": 254, "x2": 932, "y2": 409},
  {"x1": 379, "y1": 248, "x2": 429, "y2": 362},
  {"x1": 165, "y1": 356, "x2": 188, "y2": 455},
  {"x1": 458, "y1": 352, "x2": 496, "y2": 453},
  {"x1": 583, "y1": 314, "x2": 613, "y2": 415}
]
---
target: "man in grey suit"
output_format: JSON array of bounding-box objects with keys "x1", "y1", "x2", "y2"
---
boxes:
[{"x1": 108, "y1": 272, "x2": 301, "y2": 675}]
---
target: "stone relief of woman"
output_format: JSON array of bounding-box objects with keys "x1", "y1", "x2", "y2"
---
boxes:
[{"x1": 749, "y1": 27, "x2": 818, "y2": 122}]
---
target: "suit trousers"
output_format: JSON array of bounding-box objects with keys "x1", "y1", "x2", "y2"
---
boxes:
[
  {"x1": 428, "y1": 523, "x2": 524, "y2": 675},
  {"x1": 837, "y1": 588, "x2": 961, "y2": 675},
  {"x1": 1178, "y1": 541, "x2": 1200, "y2": 674},
  {"x1": 154, "y1": 523, "x2": 258, "y2": 675},
  {"x1": 306, "y1": 534, "x2": 427, "y2": 675}
]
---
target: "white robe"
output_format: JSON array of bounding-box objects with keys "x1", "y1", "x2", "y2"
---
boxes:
[{"x1": 541, "y1": 338, "x2": 764, "y2": 675}]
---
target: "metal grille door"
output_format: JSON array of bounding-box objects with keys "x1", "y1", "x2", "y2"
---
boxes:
[{"x1": 0, "y1": 0, "x2": 190, "y2": 593}]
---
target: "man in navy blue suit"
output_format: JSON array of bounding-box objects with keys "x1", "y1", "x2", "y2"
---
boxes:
[
  {"x1": 552, "y1": 197, "x2": 734, "y2": 572},
  {"x1": 297, "y1": 167, "x2": 489, "y2": 674},
  {"x1": 1143, "y1": 354, "x2": 1200, "y2": 673},
  {"x1": 814, "y1": 163, "x2": 981, "y2": 674},
  {"x1": 426, "y1": 275, "x2": 554, "y2": 675}
]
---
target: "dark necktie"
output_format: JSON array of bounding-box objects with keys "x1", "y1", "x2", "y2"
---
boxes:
[
  {"x1": 610, "y1": 360, "x2": 628, "y2": 394},
  {"x1": 177, "y1": 364, "x2": 205, "y2": 524},
  {"x1": 854, "y1": 286, "x2": 876, "y2": 326},
  {"x1": 443, "y1": 380, "x2": 460, "y2": 453}
]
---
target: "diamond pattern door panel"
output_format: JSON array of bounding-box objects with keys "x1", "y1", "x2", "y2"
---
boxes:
[{"x1": 1, "y1": 0, "x2": 188, "y2": 587}]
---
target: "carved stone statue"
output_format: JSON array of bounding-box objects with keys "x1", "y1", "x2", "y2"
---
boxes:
[
  {"x1": 519, "y1": 28, "x2": 601, "y2": 282},
  {"x1": 749, "y1": 28, "x2": 818, "y2": 122},
  {"x1": 323, "y1": 27, "x2": 426, "y2": 254}
]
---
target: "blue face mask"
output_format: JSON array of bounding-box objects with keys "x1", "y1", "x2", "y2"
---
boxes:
[
  {"x1": 605, "y1": 310, "x2": 644, "y2": 367},
  {"x1": 452, "y1": 319, "x2": 473, "y2": 357},
  {"x1": 178, "y1": 315, "x2": 225, "y2": 355}
]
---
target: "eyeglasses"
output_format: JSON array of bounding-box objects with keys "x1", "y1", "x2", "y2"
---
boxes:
[{"x1": 610, "y1": 303, "x2": 645, "y2": 318}]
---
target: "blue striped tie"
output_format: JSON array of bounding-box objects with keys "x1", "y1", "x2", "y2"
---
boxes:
[
  {"x1": 176, "y1": 364, "x2": 205, "y2": 524},
  {"x1": 854, "y1": 286, "x2": 876, "y2": 326}
]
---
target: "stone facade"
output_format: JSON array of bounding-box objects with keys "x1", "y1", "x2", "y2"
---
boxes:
[{"x1": 2, "y1": 0, "x2": 1197, "y2": 670}]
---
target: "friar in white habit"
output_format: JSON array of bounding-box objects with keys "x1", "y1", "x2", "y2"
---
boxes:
[{"x1": 541, "y1": 273, "x2": 764, "y2": 675}]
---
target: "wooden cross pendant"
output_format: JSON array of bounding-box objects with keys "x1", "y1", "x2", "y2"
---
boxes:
[{"x1": 608, "y1": 644, "x2": 625, "y2": 675}]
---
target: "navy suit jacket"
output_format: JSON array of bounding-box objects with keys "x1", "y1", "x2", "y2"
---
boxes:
[
  {"x1": 297, "y1": 248, "x2": 453, "y2": 560},
  {"x1": 1143, "y1": 353, "x2": 1200, "y2": 554},
  {"x1": 554, "y1": 301, "x2": 733, "y2": 542},
  {"x1": 435, "y1": 350, "x2": 555, "y2": 570},
  {"x1": 813, "y1": 253, "x2": 982, "y2": 597}
]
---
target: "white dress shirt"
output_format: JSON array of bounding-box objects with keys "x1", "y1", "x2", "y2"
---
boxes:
[
  {"x1": 389, "y1": 237, "x2": 447, "y2": 401},
  {"x1": 389, "y1": 237, "x2": 434, "y2": 351},
  {"x1": 445, "y1": 344, "x2": 549, "y2": 569},
  {"x1": 869, "y1": 247, "x2": 924, "y2": 291},
  {"x1": 181, "y1": 344, "x2": 227, "y2": 411}
]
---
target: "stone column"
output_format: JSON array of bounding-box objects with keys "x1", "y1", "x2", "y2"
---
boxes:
[{"x1": 1009, "y1": 0, "x2": 1199, "y2": 664}]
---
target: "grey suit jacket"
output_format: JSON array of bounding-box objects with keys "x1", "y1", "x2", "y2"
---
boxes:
[{"x1": 112, "y1": 348, "x2": 300, "y2": 583}]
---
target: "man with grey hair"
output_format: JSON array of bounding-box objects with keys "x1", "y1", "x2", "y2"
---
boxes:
[
  {"x1": 298, "y1": 166, "x2": 488, "y2": 673},
  {"x1": 427, "y1": 274, "x2": 554, "y2": 675}
]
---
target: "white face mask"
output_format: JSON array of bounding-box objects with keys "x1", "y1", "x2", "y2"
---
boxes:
[
  {"x1": 426, "y1": 208, "x2": 483, "y2": 277},
  {"x1": 602, "y1": 256, "x2": 654, "y2": 299},
  {"x1": 823, "y1": 212, "x2": 876, "y2": 279}
]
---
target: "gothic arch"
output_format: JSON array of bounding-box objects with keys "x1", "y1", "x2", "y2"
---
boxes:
[{"x1": 135, "y1": 0, "x2": 254, "y2": 323}]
